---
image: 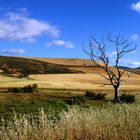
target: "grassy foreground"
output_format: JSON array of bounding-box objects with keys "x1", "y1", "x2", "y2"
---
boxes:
[{"x1": 0, "y1": 104, "x2": 140, "y2": 140}]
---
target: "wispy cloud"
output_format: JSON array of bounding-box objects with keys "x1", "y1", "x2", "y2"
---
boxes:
[
  {"x1": 130, "y1": 33, "x2": 139, "y2": 41},
  {"x1": 46, "y1": 40, "x2": 75, "y2": 48},
  {"x1": 108, "y1": 51, "x2": 117, "y2": 57},
  {"x1": 0, "y1": 9, "x2": 60, "y2": 43},
  {"x1": 131, "y1": 1, "x2": 140, "y2": 13},
  {"x1": 108, "y1": 49, "x2": 136, "y2": 58},
  {"x1": 120, "y1": 59, "x2": 140, "y2": 68},
  {"x1": 0, "y1": 48, "x2": 25, "y2": 54}
]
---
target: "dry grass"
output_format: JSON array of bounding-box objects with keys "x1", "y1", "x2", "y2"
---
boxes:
[
  {"x1": 29, "y1": 73, "x2": 140, "y2": 91},
  {"x1": 0, "y1": 57, "x2": 140, "y2": 92},
  {"x1": 0, "y1": 75, "x2": 16, "y2": 81},
  {"x1": 30, "y1": 57, "x2": 96, "y2": 66},
  {"x1": 0, "y1": 105, "x2": 140, "y2": 140},
  {"x1": 0, "y1": 73, "x2": 140, "y2": 92}
]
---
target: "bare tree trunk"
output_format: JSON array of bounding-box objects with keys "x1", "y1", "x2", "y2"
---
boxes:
[
  {"x1": 84, "y1": 34, "x2": 136, "y2": 102},
  {"x1": 114, "y1": 87, "x2": 122, "y2": 103}
]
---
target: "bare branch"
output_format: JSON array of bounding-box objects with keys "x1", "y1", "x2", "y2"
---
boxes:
[
  {"x1": 84, "y1": 33, "x2": 136, "y2": 102},
  {"x1": 123, "y1": 72, "x2": 133, "y2": 84},
  {"x1": 96, "y1": 72, "x2": 110, "y2": 81}
]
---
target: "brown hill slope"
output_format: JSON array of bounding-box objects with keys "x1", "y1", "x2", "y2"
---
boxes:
[
  {"x1": 29, "y1": 57, "x2": 109, "y2": 74},
  {"x1": 30, "y1": 58, "x2": 94, "y2": 66},
  {"x1": 0, "y1": 56, "x2": 140, "y2": 90},
  {"x1": 0, "y1": 56, "x2": 140, "y2": 76},
  {"x1": 0, "y1": 56, "x2": 81, "y2": 77},
  {"x1": 125, "y1": 69, "x2": 140, "y2": 75},
  {"x1": 30, "y1": 57, "x2": 140, "y2": 75}
]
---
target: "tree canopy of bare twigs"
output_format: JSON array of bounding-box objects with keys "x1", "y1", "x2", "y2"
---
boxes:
[{"x1": 84, "y1": 33, "x2": 136, "y2": 103}]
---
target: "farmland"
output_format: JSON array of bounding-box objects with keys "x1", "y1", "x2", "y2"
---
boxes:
[
  {"x1": 0, "y1": 56, "x2": 140, "y2": 140},
  {"x1": 0, "y1": 56, "x2": 140, "y2": 91},
  {"x1": 0, "y1": 0, "x2": 140, "y2": 139}
]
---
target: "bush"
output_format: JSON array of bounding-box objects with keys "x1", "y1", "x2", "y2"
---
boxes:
[
  {"x1": 94, "y1": 93, "x2": 106, "y2": 100},
  {"x1": 85, "y1": 91, "x2": 106, "y2": 100},
  {"x1": 7, "y1": 84, "x2": 38, "y2": 93},
  {"x1": 120, "y1": 94, "x2": 135, "y2": 103},
  {"x1": 71, "y1": 96, "x2": 85, "y2": 105},
  {"x1": 8, "y1": 87, "x2": 24, "y2": 93},
  {"x1": 22, "y1": 84, "x2": 38, "y2": 93},
  {"x1": 85, "y1": 91, "x2": 95, "y2": 97}
]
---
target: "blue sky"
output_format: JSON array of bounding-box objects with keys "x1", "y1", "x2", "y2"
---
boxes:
[{"x1": 0, "y1": 0, "x2": 140, "y2": 67}]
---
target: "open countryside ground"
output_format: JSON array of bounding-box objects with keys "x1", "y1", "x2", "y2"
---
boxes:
[
  {"x1": 1, "y1": 73, "x2": 140, "y2": 92},
  {"x1": 0, "y1": 57, "x2": 140, "y2": 98},
  {"x1": 1, "y1": 0, "x2": 140, "y2": 139}
]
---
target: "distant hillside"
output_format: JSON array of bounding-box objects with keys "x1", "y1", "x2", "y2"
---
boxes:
[
  {"x1": 126, "y1": 69, "x2": 140, "y2": 75},
  {"x1": 118, "y1": 66, "x2": 140, "y2": 75},
  {"x1": 136, "y1": 67, "x2": 140, "y2": 69},
  {"x1": 30, "y1": 57, "x2": 95, "y2": 66},
  {"x1": 0, "y1": 56, "x2": 140, "y2": 78},
  {"x1": 0, "y1": 56, "x2": 81, "y2": 77},
  {"x1": 30, "y1": 57, "x2": 140, "y2": 75},
  {"x1": 118, "y1": 66, "x2": 131, "y2": 69}
]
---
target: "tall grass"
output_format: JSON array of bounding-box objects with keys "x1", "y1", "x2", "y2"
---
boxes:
[{"x1": 0, "y1": 104, "x2": 140, "y2": 140}]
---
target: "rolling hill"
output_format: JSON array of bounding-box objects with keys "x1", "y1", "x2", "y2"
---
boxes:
[
  {"x1": 0, "y1": 56, "x2": 106, "y2": 76},
  {"x1": 30, "y1": 57, "x2": 95, "y2": 66},
  {"x1": 119, "y1": 66, "x2": 140, "y2": 75},
  {"x1": 0, "y1": 56, "x2": 140, "y2": 91},
  {"x1": 0, "y1": 56, "x2": 140, "y2": 76},
  {"x1": 30, "y1": 57, "x2": 140, "y2": 75},
  {"x1": 0, "y1": 56, "x2": 82, "y2": 77}
]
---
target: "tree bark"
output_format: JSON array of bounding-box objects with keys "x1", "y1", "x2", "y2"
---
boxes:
[{"x1": 114, "y1": 87, "x2": 122, "y2": 103}]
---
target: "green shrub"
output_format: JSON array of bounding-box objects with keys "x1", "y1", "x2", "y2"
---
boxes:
[
  {"x1": 93, "y1": 93, "x2": 106, "y2": 100},
  {"x1": 120, "y1": 94, "x2": 135, "y2": 103},
  {"x1": 71, "y1": 96, "x2": 85, "y2": 105},
  {"x1": 85, "y1": 91, "x2": 95, "y2": 97},
  {"x1": 85, "y1": 91, "x2": 106, "y2": 100},
  {"x1": 8, "y1": 87, "x2": 24, "y2": 93},
  {"x1": 22, "y1": 84, "x2": 38, "y2": 93},
  {"x1": 7, "y1": 84, "x2": 38, "y2": 93}
]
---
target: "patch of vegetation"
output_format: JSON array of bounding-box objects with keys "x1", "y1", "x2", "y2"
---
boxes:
[
  {"x1": 0, "y1": 56, "x2": 76, "y2": 77},
  {"x1": 85, "y1": 91, "x2": 106, "y2": 100},
  {"x1": 94, "y1": 93, "x2": 106, "y2": 100},
  {"x1": 7, "y1": 84, "x2": 38, "y2": 93},
  {"x1": 120, "y1": 94, "x2": 135, "y2": 103},
  {"x1": 0, "y1": 97, "x2": 68, "y2": 125},
  {"x1": 0, "y1": 105, "x2": 140, "y2": 140},
  {"x1": 66, "y1": 96, "x2": 86, "y2": 105},
  {"x1": 71, "y1": 96, "x2": 85, "y2": 105},
  {"x1": 85, "y1": 90, "x2": 95, "y2": 97}
]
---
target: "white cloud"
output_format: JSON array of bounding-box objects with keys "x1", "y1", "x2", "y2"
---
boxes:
[
  {"x1": 0, "y1": 9, "x2": 60, "y2": 42},
  {"x1": 26, "y1": 38, "x2": 36, "y2": 43},
  {"x1": 46, "y1": 40, "x2": 75, "y2": 48},
  {"x1": 130, "y1": 50, "x2": 136, "y2": 54},
  {"x1": 130, "y1": 33, "x2": 139, "y2": 41},
  {"x1": 131, "y1": 1, "x2": 140, "y2": 13},
  {"x1": 108, "y1": 51, "x2": 117, "y2": 57},
  {"x1": 120, "y1": 59, "x2": 140, "y2": 68},
  {"x1": 108, "y1": 49, "x2": 136, "y2": 58},
  {"x1": 0, "y1": 48, "x2": 25, "y2": 54}
]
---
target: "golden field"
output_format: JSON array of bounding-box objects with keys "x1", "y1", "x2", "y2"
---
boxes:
[
  {"x1": 0, "y1": 73, "x2": 140, "y2": 92},
  {"x1": 30, "y1": 57, "x2": 96, "y2": 66},
  {"x1": 30, "y1": 73, "x2": 140, "y2": 91},
  {"x1": 0, "y1": 57, "x2": 140, "y2": 92},
  {"x1": 0, "y1": 57, "x2": 140, "y2": 140}
]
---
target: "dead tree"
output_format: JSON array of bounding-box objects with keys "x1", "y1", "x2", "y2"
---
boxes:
[{"x1": 84, "y1": 33, "x2": 136, "y2": 103}]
